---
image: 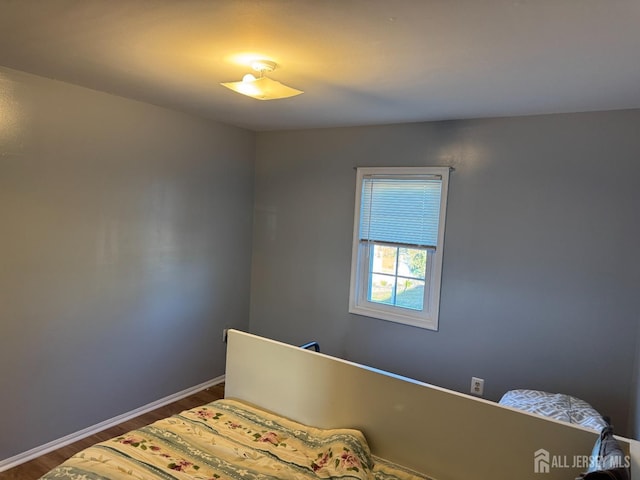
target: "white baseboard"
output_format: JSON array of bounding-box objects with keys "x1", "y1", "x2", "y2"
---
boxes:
[{"x1": 0, "y1": 375, "x2": 225, "y2": 473}]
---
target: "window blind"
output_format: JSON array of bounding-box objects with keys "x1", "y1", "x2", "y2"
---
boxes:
[{"x1": 359, "y1": 175, "x2": 442, "y2": 248}]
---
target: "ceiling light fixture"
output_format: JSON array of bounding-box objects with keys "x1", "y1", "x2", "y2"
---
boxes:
[{"x1": 221, "y1": 60, "x2": 303, "y2": 100}]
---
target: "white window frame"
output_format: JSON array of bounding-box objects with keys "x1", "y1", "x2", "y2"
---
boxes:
[{"x1": 348, "y1": 166, "x2": 450, "y2": 331}]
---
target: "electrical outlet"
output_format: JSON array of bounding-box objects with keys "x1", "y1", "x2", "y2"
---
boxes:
[
  {"x1": 222, "y1": 328, "x2": 229, "y2": 343},
  {"x1": 471, "y1": 377, "x2": 484, "y2": 396}
]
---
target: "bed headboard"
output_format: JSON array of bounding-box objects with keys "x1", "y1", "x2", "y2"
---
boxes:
[{"x1": 225, "y1": 330, "x2": 640, "y2": 480}]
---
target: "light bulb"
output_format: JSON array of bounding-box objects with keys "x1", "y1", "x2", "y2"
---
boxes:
[{"x1": 242, "y1": 73, "x2": 257, "y2": 83}]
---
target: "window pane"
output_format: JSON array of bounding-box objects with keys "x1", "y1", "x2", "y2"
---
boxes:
[
  {"x1": 369, "y1": 273, "x2": 395, "y2": 305},
  {"x1": 371, "y1": 244, "x2": 397, "y2": 275},
  {"x1": 398, "y1": 247, "x2": 427, "y2": 280},
  {"x1": 395, "y1": 278, "x2": 425, "y2": 311}
]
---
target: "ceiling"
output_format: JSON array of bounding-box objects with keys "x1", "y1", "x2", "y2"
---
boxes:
[{"x1": 0, "y1": 0, "x2": 639, "y2": 131}]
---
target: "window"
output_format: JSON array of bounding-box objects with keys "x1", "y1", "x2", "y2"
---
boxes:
[{"x1": 349, "y1": 167, "x2": 450, "y2": 330}]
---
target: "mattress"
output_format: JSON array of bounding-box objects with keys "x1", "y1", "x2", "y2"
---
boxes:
[
  {"x1": 499, "y1": 389, "x2": 609, "y2": 432},
  {"x1": 40, "y1": 398, "x2": 432, "y2": 480}
]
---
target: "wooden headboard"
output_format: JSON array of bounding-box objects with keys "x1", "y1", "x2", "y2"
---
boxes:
[{"x1": 224, "y1": 330, "x2": 640, "y2": 480}]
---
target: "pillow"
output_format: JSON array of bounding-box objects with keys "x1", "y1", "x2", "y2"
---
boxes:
[{"x1": 580, "y1": 426, "x2": 630, "y2": 480}]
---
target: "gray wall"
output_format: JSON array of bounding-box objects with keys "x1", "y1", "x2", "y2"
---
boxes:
[
  {"x1": 251, "y1": 110, "x2": 640, "y2": 436},
  {"x1": 0, "y1": 67, "x2": 254, "y2": 460}
]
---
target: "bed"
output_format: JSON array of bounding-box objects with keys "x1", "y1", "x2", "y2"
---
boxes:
[
  {"x1": 41, "y1": 397, "x2": 428, "y2": 480},
  {"x1": 499, "y1": 388, "x2": 610, "y2": 432},
  {"x1": 38, "y1": 330, "x2": 640, "y2": 480}
]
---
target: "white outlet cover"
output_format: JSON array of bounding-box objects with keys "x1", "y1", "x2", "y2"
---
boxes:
[{"x1": 471, "y1": 377, "x2": 484, "y2": 396}]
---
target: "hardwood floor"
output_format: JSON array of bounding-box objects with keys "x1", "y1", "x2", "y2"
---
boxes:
[{"x1": 0, "y1": 383, "x2": 225, "y2": 480}]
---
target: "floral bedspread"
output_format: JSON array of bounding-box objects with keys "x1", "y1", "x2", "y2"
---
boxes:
[{"x1": 40, "y1": 398, "x2": 432, "y2": 480}]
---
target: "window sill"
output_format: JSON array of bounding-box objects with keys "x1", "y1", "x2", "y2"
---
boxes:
[{"x1": 349, "y1": 304, "x2": 438, "y2": 331}]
